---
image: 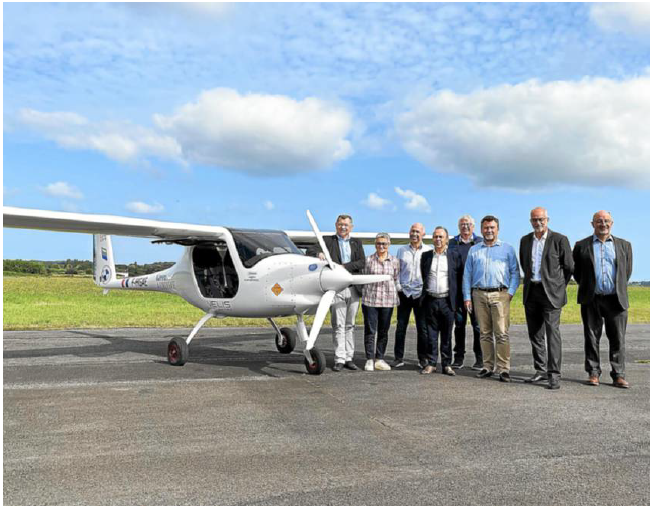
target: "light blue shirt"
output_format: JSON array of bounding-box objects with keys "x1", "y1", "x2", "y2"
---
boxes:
[
  {"x1": 337, "y1": 235, "x2": 351, "y2": 263},
  {"x1": 593, "y1": 235, "x2": 616, "y2": 295},
  {"x1": 396, "y1": 243, "x2": 432, "y2": 297},
  {"x1": 462, "y1": 240, "x2": 520, "y2": 301}
]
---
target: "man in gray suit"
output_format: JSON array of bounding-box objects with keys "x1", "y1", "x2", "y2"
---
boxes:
[
  {"x1": 519, "y1": 207, "x2": 573, "y2": 390},
  {"x1": 573, "y1": 210, "x2": 633, "y2": 389}
]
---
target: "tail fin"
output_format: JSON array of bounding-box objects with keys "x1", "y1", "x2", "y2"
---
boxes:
[{"x1": 93, "y1": 234, "x2": 117, "y2": 287}]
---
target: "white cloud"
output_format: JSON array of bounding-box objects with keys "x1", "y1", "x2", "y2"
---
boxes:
[
  {"x1": 396, "y1": 76, "x2": 650, "y2": 189},
  {"x1": 125, "y1": 201, "x2": 164, "y2": 214},
  {"x1": 263, "y1": 200, "x2": 275, "y2": 211},
  {"x1": 17, "y1": 109, "x2": 184, "y2": 166},
  {"x1": 590, "y1": 4, "x2": 650, "y2": 36},
  {"x1": 154, "y1": 88, "x2": 353, "y2": 175},
  {"x1": 394, "y1": 187, "x2": 431, "y2": 212},
  {"x1": 361, "y1": 192, "x2": 392, "y2": 210},
  {"x1": 41, "y1": 181, "x2": 84, "y2": 199}
]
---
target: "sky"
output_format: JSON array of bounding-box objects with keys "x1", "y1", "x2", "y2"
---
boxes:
[{"x1": 3, "y1": 2, "x2": 650, "y2": 280}]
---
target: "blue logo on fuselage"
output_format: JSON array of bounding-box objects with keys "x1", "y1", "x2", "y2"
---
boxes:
[{"x1": 309, "y1": 264, "x2": 318, "y2": 271}]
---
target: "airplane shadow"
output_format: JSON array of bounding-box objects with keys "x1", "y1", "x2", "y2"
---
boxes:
[{"x1": 3, "y1": 329, "x2": 335, "y2": 377}]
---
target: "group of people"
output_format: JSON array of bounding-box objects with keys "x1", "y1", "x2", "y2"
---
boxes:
[{"x1": 308, "y1": 209, "x2": 633, "y2": 390}]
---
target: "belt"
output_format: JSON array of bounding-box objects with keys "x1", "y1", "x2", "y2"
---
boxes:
[
  {"x1": 427, "y1": 292, "x2": 449, "y2": 299},
  {"x1": 475, "y1": 287, "x2": 506, "y2": 293}
]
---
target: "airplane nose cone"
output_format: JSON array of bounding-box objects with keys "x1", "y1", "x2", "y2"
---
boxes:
[{"x1": 320, "y1": 265, "x2": 353, "y2": 292}]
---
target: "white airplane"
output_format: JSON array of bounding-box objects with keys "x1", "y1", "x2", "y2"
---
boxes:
[{"x1": 3, "y1": 207, "x2": 408, "y2": 374}]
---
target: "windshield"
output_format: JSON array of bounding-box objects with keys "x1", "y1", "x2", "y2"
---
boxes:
[{"x1": 228, "y1": 229, "x2": 303, "y2": 268}]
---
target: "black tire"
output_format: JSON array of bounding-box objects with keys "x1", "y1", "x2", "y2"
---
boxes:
[
  {"x1": 276, "y1": 327, "x2": 297, "y2": 354},
  {"x1": 168, "y1": 337, "x2": 189, "y2": 366},
  {"x1": 304, "y1": 347, "x2": 326, "y2": 375}
]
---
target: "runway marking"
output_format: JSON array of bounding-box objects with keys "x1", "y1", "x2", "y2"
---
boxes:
[{"x1": 3, "y1": 374, "x2": 292, "y2": 391}]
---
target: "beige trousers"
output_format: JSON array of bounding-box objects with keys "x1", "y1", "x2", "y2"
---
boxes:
[{"x1": 472, "y1": 289, "x2": 511, "y2": 373}]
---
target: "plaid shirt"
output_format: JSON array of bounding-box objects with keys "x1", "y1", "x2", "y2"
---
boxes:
[{"x1": 362, "y1": 253, "x2": 400, "y2": 307}]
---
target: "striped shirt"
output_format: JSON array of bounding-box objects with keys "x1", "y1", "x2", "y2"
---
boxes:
[{"x1": 362, "y1": 253, "x2": 400, "y2": 308}]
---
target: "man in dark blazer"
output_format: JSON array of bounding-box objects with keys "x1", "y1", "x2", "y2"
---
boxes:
[
  {"x1": 573, "y1": 210, "x2": 633, "y2": 388},
  {"x1": 419, "y1": 226, "x2": 463, "y2": 376},
  {"x1": 519, "y1": 207, "x2": 574, "y2": 390},
  {"x1": 307, "y1": 214, "x2": 365, "y2": 372}
]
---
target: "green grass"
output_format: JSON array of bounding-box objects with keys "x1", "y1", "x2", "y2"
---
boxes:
[{"x1": 3, "y1": 276, "x2": 650, "y2": 330}]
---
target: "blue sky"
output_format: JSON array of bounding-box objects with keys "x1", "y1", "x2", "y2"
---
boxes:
[{"x1": 3, "y1": 3, "x2": 650, "y2": 280}]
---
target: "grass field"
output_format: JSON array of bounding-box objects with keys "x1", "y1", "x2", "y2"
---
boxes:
[{"x1": 3, "y1": 276, "x2": 650, "y2": 330}]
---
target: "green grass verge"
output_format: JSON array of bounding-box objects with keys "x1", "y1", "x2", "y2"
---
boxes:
[{"x1": 3, "y1": 276, "x2": 650, "y2": 330}]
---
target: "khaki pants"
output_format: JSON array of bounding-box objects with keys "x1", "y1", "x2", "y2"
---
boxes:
[{"x1": 472, "y1": 289, "x2": 511, "y2": 373}]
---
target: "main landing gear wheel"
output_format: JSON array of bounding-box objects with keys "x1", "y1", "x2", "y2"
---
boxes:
[
  {"x1": 168, "y1": 337, "x2": 189, "y2": 366},
  {"x1": 275, "y1": 327, "x2": 297, "y2": 354},
  {"x1": 304, "y1": 347, "x2": 326, "y2": 375}
]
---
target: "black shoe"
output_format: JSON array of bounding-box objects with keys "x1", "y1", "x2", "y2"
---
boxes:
[
  {"x1": 451, "y1": 362, "x2": 464, "y2": 370},
  {"x1": 547, "y1": 379, "x2": 560, "y2": 390},
  {"x1": 390, "y1": 359, "x2": 405, "y2": 368},
  {"x1": 333, "y1": 363, "x2": 344, "y2": 372},
  {"x1": 418, "y1": 360, "x2": 428, "y2": 370},
  {"x1": 344, "y1": 361, "x2": 359, "y2": 371},
  {"x1": 476, "y1": 369, "x2": 493, "y2": 379},
  {"x1": 499, "y1": 372, "x2": 511, "y2": 383},
  {"x1": 471, "y1": 362, "x2": 484, "y2": 371},
  {"x1": 524, "y1": 372, "x2": 546, "y2": 384}
]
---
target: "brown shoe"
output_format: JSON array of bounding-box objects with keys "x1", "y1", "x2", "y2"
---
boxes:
[
  {"x1": 421, "y1": 365, "x2": 435, "y2": 375},
  {"x1": 613, "y1": 377, "x2": 630, "y2": 389},
  {"x1": 587, "y1": 375, "x2": 600, "y2": 386}
]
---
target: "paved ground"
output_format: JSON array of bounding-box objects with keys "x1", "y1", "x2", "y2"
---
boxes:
[{"x1": 3, "y1": 324, "x2": 650, "y2": 506}]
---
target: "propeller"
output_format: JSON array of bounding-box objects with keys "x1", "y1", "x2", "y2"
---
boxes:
[
  {"x1": 306, "y1": 209, "x2": 335, "y2": 270},
  {"x1": 303, "y1": 210, "x2": 391, "y2": 353},
  {"x1": 304, "y1": 289, "x2": 336, "y2": 351}
]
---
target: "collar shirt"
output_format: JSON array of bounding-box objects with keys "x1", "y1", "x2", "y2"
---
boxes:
[
  {"x1": 397, "y1": 243, "x2": 432, "y2": 297},
  {"x1": 427, "y1": 249, "x2": 449, "y2": 296},
  {"x1": 362, "y1": 253, "x2": 400, "y2": 308},
  {"x1": 337, "y1": 235, "x2": 351, "y2": 263},
  {"x1": 593, "y1": 235, "x2": 617, "y2": 295},
  {"x1": 462, "y1": 240, "x2": 521, "y2": 301},
  {"x1": 531, "y1": 231, "x2": 548, "y2": 282}
]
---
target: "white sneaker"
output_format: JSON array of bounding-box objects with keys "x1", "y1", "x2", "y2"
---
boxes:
[
  {"x1": 364, "y1": 359, "x2": 374, "y2": 371},
  {"x1": 374, "y1": 359, "x2": 392, "y2": 371}
]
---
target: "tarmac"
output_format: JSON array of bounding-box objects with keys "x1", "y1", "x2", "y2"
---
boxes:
[{"x1": 3, "y1": 324, "x2": 650, "y2": 506}]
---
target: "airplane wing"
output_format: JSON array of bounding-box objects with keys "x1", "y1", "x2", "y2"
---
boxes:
[
  {"x1": 2, "y1": 206, "x2": 228, "y2": 241},
  {"x1": 285, "y1": 230, "x2": 411, "y2": 248}
]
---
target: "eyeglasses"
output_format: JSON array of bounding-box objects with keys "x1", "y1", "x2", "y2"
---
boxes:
[
  {"x1": 594, "y1": 220, "x2": 612, "y2": 225},
  {"x1": 459, "y1": 223, "x2": 472, "y2": 227},
  {"x1": 375, "y1": 242, "x2": 389, "y2": 247},
  {"x1": 530, "y1": 218, "x2": 548, "y2": 223}
]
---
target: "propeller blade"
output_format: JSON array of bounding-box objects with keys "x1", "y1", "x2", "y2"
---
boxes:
[
  {"x1": 348, "y1": 274, "x2": 391, "y2": 285},
  {"x1": 306, "y1": 210, "x2": 335, "y2": 270},
  {"x1": 305, "y1": 289, "x2": 336, "y2": 350}
]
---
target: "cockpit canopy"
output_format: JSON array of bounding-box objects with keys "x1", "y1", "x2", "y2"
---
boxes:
[{"x1": 228, "y1": 228, "x2": 303, "y2": 268}]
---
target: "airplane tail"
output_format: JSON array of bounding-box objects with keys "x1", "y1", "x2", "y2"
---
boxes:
[{"x1": 93, "y1": 234, "x2": 117, "y2": 288}]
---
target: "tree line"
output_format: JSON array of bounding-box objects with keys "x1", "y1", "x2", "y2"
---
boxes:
[{"x1": 3, "y1": 259, "x2": 174, "y2": 276}]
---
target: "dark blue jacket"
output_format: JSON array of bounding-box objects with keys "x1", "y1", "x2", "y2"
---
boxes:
[{"x1": 448, "y1": 233, "x2": 483, "y2": 266}]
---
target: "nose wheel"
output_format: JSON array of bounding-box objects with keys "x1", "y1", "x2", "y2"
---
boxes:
[{"x1": 304, "y1": 347, "x2": 326, "y2": 375}]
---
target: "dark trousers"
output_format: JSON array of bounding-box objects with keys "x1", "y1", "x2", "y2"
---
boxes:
[
  {"x1": 423, "y1": 295, "x2": 454, "y2": 367},
  {"x1": 524, "y1": 283, "x2": 562, "y2": 380},
  {"x1": 453, "y1": 304, "x2": 482, "y2": 365},
  {"x1": 581, "y1": 294, "x2": 627, "y2": 379},
  {"x1": 393, "y1": 292, "x2": 428, "y2": 361},
  {"x1": 362, "y1": 305, "x2": 394, "y2": 360}
]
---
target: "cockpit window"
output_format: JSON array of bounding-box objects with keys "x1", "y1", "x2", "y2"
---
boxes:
[{"x1": 228, "y1": 229, "x2": 303, "y2": 268}]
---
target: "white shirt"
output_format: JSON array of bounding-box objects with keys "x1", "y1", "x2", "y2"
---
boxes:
[
  {"x1": 397, "y1": 243, "x2": 432, "y2": 298},
  {"x1": 531, "y1": 231, "x2": 548, "y2": 282},
  {"x1": 427, "y1": 250, "x2": 449, "y2": 295}
]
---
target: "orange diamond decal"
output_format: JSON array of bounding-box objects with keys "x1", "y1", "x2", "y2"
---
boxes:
[{"x1": 271, "y1": 283, "x2": 283, "y2": 296}]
